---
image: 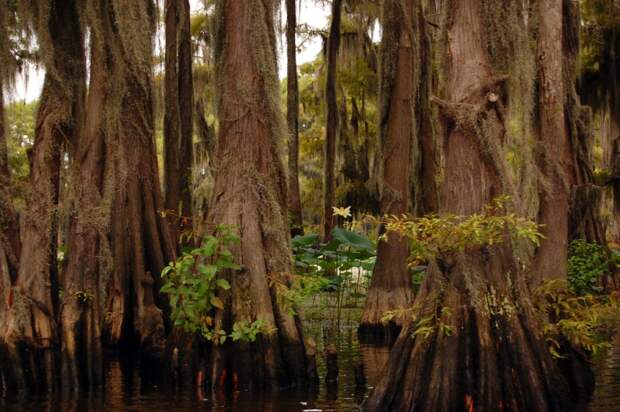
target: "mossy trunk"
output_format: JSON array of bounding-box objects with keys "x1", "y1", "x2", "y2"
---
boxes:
[
  {"x1": 359, "y1": 0, "x2": 418, "y2": 340},
  {"x1": 58, "y1": 32, "x2": 110, "y2": 390},
  {"x1": 178, "y1": 0, "x2": 194, "y2": 223},
  {"x1": 199, "y1": 0, "x2": 307, "y2": 390},
  {"x1": 102, "y1": 0, "x2": 176, "y2": 360},
  {"x1": 364, "y1": 1, "x2": 574, "y2": 409},
  {"x1": 164, "y1": 0, "x2": 182, "y2": 240},
  {"x1": 532, "y1": 0, "x2": 577, "y2": 283},
  {"x1": 322, "y1": 0, "x2": 342, "y2": 241},
  {"x1": 286, "y1": 0, "x2": 303, "y2": 237},
  {"x1": 0, "y1": 0, "x2": 85, "y2": 391}
]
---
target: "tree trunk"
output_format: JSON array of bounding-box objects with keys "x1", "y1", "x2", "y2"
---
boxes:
[
  {"x1": 286, "y1": 0, "x2": 303, "y2": 237},
  {"x1": 102, "y1": 0, "x2": 176, "y2": 360},
  {"x1": 200, "y1": 0, "x2": 307, "y2": 390},
  {"x1": 364, "y1": 1, "x2": 573, "y2": 410},
  {"x1": 359, "y1": 0, "x2": 417, "y2": 340},
  {"x1": 58, "y1": 25, "x2": 110, "y2": 390},
  {"x1": 178, "y1": 0, "x2": 194, "y2": 221},
  {"x1": 322, "y1": 0, "x2": 342, "y2": 241},
  {"x1": 532, "y1": 0, "x2": 577, "y2": 283},
  {"x1": 164, "y1": 0, "x2": 182, "y2": 234},
  {"x1": 0, "y1": 0, "x2": 85, "y2": 391}
]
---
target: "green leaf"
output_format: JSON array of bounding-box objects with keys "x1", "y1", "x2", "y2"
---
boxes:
[
  {"x1": 216, "y1": 278, "x2": 231, "y2": 290},
  {"x1": 210, "y1": 296, "x2": 224, "y2": 309},
  {"x1": 331, "y1": 227, "x2": 375, "y2": 254}
]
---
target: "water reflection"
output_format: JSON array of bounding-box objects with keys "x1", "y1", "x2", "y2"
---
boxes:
[
  {"x1": 5, "y1": 324, "x2": 617, "y2": 411},
  {"x1": 0, "y1": 320, "x2": 391, "y2": 411}
]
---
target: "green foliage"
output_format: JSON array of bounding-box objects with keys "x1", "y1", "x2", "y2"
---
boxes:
[
  {"x1": 381, "y1": 196, "x2": 543, "y2": 260},
  {"x1": 567, "y1": 239, "x2": 609, "y2": 295},
  {"x1": 382, "y1": 305, "x2": 453, "y2": 340},
  {"x1": 535, "y1": 279, "x2": 620, "y2": 358},
  {"x1": 292, "y1": 226, "x2": 376, "y2": 288},
  {"x1": 5, "y1": 100, "x2": 36, "y2": 203},
  {"x1": 160, "y1": 226, "x2": 272, "y2": 344}
]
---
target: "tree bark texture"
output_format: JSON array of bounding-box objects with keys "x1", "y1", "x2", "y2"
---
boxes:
[
  {"x1": 200, "y1": 0, "x2": 307, "y2": 390},
  {"x1": 532, "y1": 0, "x2": 576, "y2": 283},
  {"x1": 178, "y1": 0, "x2": 194, "y2": 221},
  {"x1": 58, "y1": 7, "x2": 113, "y2": 388},
  {"x1": 102, "y1": 0, "x2": 176, "y2": 360},
  {"x1": 164, "y1": 0, "x2": 182, "y2": 237},
  {"x1": 286, "y1": 0, "x2": 304, "y2": 237},
  {"x1": 359, "y1": 0, "x2": 419, "y2": 340},
  {"x1": 322, "y1": 0, "x2": 342, "y2": 241},
  {"x1": 364, "y1": 1, "x2": 573, "y2": 410},
  {"x1": 0, "y1": 0, "x2": 86, "y2": 391}
]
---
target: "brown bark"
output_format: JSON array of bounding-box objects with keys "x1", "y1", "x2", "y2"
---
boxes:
[
  {"x1": 359, "y1": 0, "x2": 416, "y2": 340},
  {"x1": 0, "y1": 0, "x2": 85, "y2": 391},
  {"x1": 102, "y1": 0, "x2": 176, "y2": 360},
  {"x1": 286, "y1": 0, "x2": 303, "y2": 237},
  {"x1": 364, "y1": 1, "x2": 573, "y2": 410},
  {"x1": 164, "y1": 0, "x2": 182, "y2": 232},
  {"x1": 178, "y1": 0, "x2": 194, "y2": 221},
  {"x1": 58, "y1": 28, "x2": 109, "y2": 390},
  {"x1": 198, "y1": 0, "x2": 307, "y2": 389},
  {"x1": 322, "y1": 0, "x2": 342, "y2": 241},
  {"x1": 532, "y1": 0, "x2": 577, "y2": 282}
]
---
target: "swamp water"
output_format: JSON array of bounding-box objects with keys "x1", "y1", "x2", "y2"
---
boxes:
[{"x1": 2, "y1": 316, "x2": 620, "y2": 411}]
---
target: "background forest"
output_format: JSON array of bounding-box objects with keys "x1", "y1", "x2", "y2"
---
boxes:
[{"x1": 2, "y1": 0, "x2": 620, "y2": 411}]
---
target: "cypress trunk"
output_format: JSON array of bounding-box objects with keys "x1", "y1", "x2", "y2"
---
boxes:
[
  {"x1": 178, "y1": 0, "x2": 194, "y2": 221},
  {"x1": 103, "y1": 0, "x2": 176, "y2": 360},
  {"x1": 164, "y1": 0, "x2": 182, "y2": 234},
  {"x1": 363, "y1": 1, "x2": 573, "y2": 409},
  {"x1": 286, "y1": 0, "x2": 303, "y2": 237},
  {"x1": 58, "y1": 12, "x2": 111, "y2": 388},
  {"x1": 0, "y1": 0, "x2": 86, "y2": 391},
  {"x1": 532, "y1": 0, "x2": 576, "y2": 283},
  {"x1": 322, "y1": 0, "x2": 342, "y2": 241},
  {"x1": 202, "y1": 0, "x2": 307, "y2": 389},
  {"x1": 359, "y1": 0, "x2": 418, "y2": 340}
]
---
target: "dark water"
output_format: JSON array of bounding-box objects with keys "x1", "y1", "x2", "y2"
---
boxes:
[{"x1": 2, "y1": 320, "x2": 620, "y2": 411}]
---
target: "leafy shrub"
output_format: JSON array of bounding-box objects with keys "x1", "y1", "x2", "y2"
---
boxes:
[
  {"x1": 567, "y1": 239, "x2": 609, "y2": 295},
  {"x1": 161, "y1": 226, "x2": 273, "y2": 344},
  {"x1": 535, "y1": 279, "x2": 620, "y2": 358},
  {"x1": 381, "y1": 196, "x2": 543, "y2": 260}
]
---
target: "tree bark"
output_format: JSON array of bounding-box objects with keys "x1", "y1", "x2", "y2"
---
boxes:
[
  {"x1": 102, "y1": 0, "x2": 176, "y2": 360},
  {"x1": 322, "y1": 0, "x2": 342, "y2": 241},
  {"x1": 178, "y1": 0, "x2": 194, "y2": 221},
  {"x1": 532, "y1": 0, "x2": 577, "y2": 283},
  {"x1": 58, "y1": 20, "x2": 110, "y2": 389},
  {"x1": 198, "y1": 0, "x2": 307, "y2": 390},
  {"x1": 286, "y1": 0, "x2": 303, "y2": 237},
  {"x1": 164, "y1": 0, "x2": 182, "y2": 233},
  {"x1": 364, "y1": 1, "x2": 573, "y2": 410},
  {"x1": 359, "y1": 0, "x2": 417, "y2": 340},
  {"x1": 0, "y1": 0, "x2": 85, "y2": 391}
]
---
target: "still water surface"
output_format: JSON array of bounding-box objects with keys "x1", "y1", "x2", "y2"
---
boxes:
[{"x1": 1, "y1": 320, "x2": 619, "y2": 411}]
